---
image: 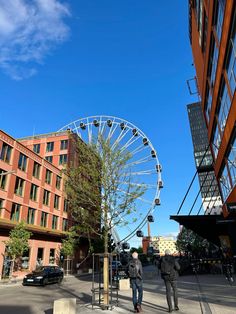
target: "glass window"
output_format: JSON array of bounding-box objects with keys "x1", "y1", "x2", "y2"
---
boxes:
[
  {"x1": 37, "y1": 248, "x2": 44, "y2": 267},
  {"x1": 0, "y1": 142, "x2": 12, "y2": 163},
  {"x1": 62, "y1": 218, "x2": 68, "y2": 231},
  {"x1": 204, "y1": 84, "x2": 212, "y2": 124},
  {"x1": 56, "y1": 176, "x2": 61, "y2": 190},
  {"x1": 14, "y1": 177, "x2": 25, "y2": 196},
  {"x1": 210, "y1": 40, "x2": 219, "y2": 87},
  {"x1": 10, "y1": 203, "x2": 21, "y2": 221},
  {"x1": 33, "y1": 144, "x2": 40, "y2": 154},
  {"x1": 202, "y1": 10, "x2": 208, "y2": 52},
  {"x1": 228, "y1": 136, "x2": 236, "y2": 190},
  {"x1": 45, "y1": 156, "x2": 53, "y2": 163},
  {"x1": 59, "y1": 154, "x2": 67, "y2": 165},
  {"x1": 27, "y1": 207, "x2": 35, "y2": 225},
  {"x1": 215, "y1": 0, "x2": 226, "y2": 42},
  {"x1": 49, "y1": 248, "x2": 55, "y2": 264},
  {"x1": 219, "y1": 164, "x2": 231, "y2": 201},
  {"x1": 198, "y1": 0, "x2": 203, "y2": 47},
  {"x1": 18, "y1": 153, "x2": 28, "y2": 172},
  {"x1": 46, "y1": 142, "x2": 54, "y2": 152},
  {"x1": 54, "y1": 195, "x2": 60, "y2": 209},
  {"x1": 64, "y1": 199, "x2": 69, "y2": 212},
  {"x1": 52, "y1": 215, "x2": 58, "y2": 230},
  {"x1": 226, "y1": 13, "x2": 236, "y2": 96},
  {"x1": 40, "y1": 211, "x2": 48, "y2": 227},
  {"x1": 33, "y1": 162, "x2": 41, "y2": 179},
  {"x1": 60, "y1": 140, "x2": 68, "y2": 150},
  {"x1": 30, "y1": 184, "x2": 38, "y2": 201},
  {"x1": 218, "y1": 78, "x2": 231, "y2": 135},
  {"x1": 0, "y1": 198, "x2": 4, "y2": 217},
  {"x1": 212, "y1": 124, "x2": 221, "y2": 158},
  {"x1": 45, "y1": 169, "x2": 52, "y2": 185},
  {"x1": 0, "y1": 169, "x2": 7, "y2": 189},
  {"x1": 43, "y1": 189, "x2": 50, "y2": 206}
]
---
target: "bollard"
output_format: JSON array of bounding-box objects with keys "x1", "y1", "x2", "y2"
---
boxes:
[
  {"x1": 53, "y1": 298, "x2": 76, "y2": 314},
  {"x1": 119, "y1": 278, "x2": 130, "y2": 290}
]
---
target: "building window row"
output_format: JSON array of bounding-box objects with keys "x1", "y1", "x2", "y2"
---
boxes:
[
  {"x1": 0, "y1": 169, "x2": 7, "y2": 189},
  {"x1": 0, "y1": 143, "x2": 12, "y2": 163},
  {"x1": 214, "y1": 0, "x2": 226, "y2": 43},
  {"x1": 219, "y1": 135, "x2": 236, "y2": 201}
]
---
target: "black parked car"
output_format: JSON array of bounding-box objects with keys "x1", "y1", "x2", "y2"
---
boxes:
[{"x1": 22, "y1": 266, "x2": 64, "y2": 286}]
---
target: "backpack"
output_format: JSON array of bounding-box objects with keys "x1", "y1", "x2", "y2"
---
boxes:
[
  {"x1": 128, "y1": 260, "x2": 139, "y2": 278},
  {"x1": 160, "y1": 257, "x2": 174, "y2": 276}
]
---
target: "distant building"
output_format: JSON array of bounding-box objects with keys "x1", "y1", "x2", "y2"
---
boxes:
[{"x1": 150, "y1": 236, "x2": 178, "y2": 256}]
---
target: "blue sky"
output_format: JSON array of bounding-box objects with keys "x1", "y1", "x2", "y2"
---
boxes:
[{"x1": 0, "y1": 1, "x2": 200, "y2": 247}]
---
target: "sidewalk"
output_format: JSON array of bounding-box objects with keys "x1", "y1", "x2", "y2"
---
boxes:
[{"x1": 77, "y1": 266, "x2": 236, "y2": 314}]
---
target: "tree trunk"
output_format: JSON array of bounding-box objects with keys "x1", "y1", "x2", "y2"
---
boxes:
[
  {"x1": 103, "y1": 209, "x2": 109, "y2": 308},
  {"x1": 9, "y1": 257, "x2": 15, "y2": 281}
]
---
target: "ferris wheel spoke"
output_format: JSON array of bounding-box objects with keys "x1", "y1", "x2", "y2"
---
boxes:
[
  {"x1": 124, "y1": 155, "x2": 154, "y2": 168},
  {"x1": 117, "y1": 181, "x2": 157, "y2": 189},
  {"x1": 129, "y1": 144, "x2": 149, "y2": 156},
  {"x1": 106, "y1": 120, "x2": 118, "y2": 142},
  {"x1": 128, "y1": 170, "x2": 157, "y2": 176},
  {"x1": 120, "y1": 134, "x2": 141, "y2": 153},
  {"x1": 117, "y1": 188, "x2": 153, "y2": 204},
  {"x1": 111, "y1": 126, "x2": 130, "y2": 150}
]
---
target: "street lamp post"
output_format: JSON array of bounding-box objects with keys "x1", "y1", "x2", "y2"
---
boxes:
[{"x1": 0, "y1": 170, "x2": 15, "y2": 176}]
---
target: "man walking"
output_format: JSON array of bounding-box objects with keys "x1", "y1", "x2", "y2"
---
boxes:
[
  {"x1": 159, "y1": 249, "x2": 180, "y2": 313},
  {"x1": 128, "y1": 251, "x2": 143, "y2": 313}
]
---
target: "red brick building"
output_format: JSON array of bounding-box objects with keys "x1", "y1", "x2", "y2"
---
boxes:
[{"x1": 0, "y1": 130, "x2": 89, "y2": 279}]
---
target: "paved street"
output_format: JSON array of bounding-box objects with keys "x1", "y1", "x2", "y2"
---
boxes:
[{"x1": 0, "y1": 265, "x2": 235, "y2": 314}]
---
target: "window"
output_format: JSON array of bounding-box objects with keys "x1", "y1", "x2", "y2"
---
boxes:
[
  {"x1": 64, "y1": 199, "x2": 69, "y2": 212},
  {"x1": 45, "y1": 156, "x2": 53, "y2": 163},
  {"x1": 209, "y1": 38, "x2": 219, "y2": 87},
  {"x1": 0, "y1": 169, "x2": 7, "y2": 189},
  {"x1": 0, "y1": 198, "x2": 4, "y2": 217},
  {"x1": 37, "y1": 248, "x2": 44, "y2": 266},
  {"x1": 14, "y1": 177, "x2": 25, "y2": 196},
  {"x1": 214, "y1": 0, "x2": 226, "y2": 43},
  {"x1": 227, "y1": 136, "x2": 236, "y2": 191},
  {"x1": 33, "y1": 162, "x2": 41, "y2": 179},
  {"x1": 10, "y1": 203, "x2": 21, "y2": 221},
  {"x1": 59, "y1": 154, "x2": 67, "y2": 165},
  {"x1": 219, "y1": 164, "x2": 231, "y2": 201},
  {"x1": 30, "y1": 184, "x2": 38, "y2": 201},
  {"x1": 212, "y1": 124, "x2": 221, "y2": 158},
  {"x1": 56, "y1": 176, "x2": 61, "y2": 190},
  {"x1": 40, "y1": 211, "x2": 48, "y2": 227},
  {"x1": 18, "y1": 153, "x2": 28, "y2": 172},
  {"x1": 202, "y1": 11, "x2": 208, "y2": 52},
  {"x1": 204, "y1": 84, "x2": 212, "y2": 124},
  {"x1": 60, "y1": 140, "x2": 68, "y2": 150},
  {"x1": 217, "y1": 78, "x2": 231, "y2": 134},
  {"x1": 54, "y1": 195, "x2": 60, "y2": 209},
  {"x1": 62, "y1": 218, "x2": 68, "y2": 231},
  {"x1": 0, "y1": 142, "x2": 12, "y2": 163},
  {"x1": 27, "y1": 207, "x2": 35, "y2": 225},
  {"x1": 33, "y1": 144, "x2": 40, "y2": 154},
  {"x1": 45, "y1": 169, "x2": 52, "y2": 185},
  {"x1": 198, "y1": 0, "x2": 203, "y2": 47},
  {"x1": 52, "y1": 215, "x2": 58, "y2": 230},
  {"x1": 225, "y1": 13, "x2": 236, "y2": 95},
  {"x1": 49, "y1": 248, "x2": 55, "y2": 263},
  {"x1": 43, "y1": 189, "x2": 50, "y2": 206},
  {"x1": 46, "y1": 142, "x2": 54, "y2": 152}
]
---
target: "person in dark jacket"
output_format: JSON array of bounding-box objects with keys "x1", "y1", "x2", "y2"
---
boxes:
[
  {"x1": 159, "y1": 249, "x2": 180, "y2": 313},
  {"x1": 128, "y1": 251, "x2": 143, "y2": 313}
]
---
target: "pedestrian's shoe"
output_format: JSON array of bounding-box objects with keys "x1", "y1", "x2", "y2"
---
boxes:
[
  {"x1": 137, "y1": 304, "x2": 142, "y2": 312},
  {"x1": 174, "y1": 306, "x2": 179, "y2": 311}
]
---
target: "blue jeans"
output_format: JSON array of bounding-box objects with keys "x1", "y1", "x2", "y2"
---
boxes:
[{"x1": 130, "y1": 278, "x2": 143, "y2": 307}]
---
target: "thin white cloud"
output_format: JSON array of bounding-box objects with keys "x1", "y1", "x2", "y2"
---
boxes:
[{"x1": 0, "y1": 0, "x2": 70, "y2": 80}]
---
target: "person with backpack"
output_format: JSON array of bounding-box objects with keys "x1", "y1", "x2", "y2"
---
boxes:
[
  {"x1": 128, "y1": 251, "x2": 143, "y2": 313},
  {"x1": 159, "y1": 249, "x2": 180, "y2": 313}
]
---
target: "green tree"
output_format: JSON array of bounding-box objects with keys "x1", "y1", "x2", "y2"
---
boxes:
[
  {"x1": 176, "y1": 227, "x2": 210, "y2": 257},
  {"x1": 4, "y1": 222, "x2": 32, "y2": 279},
  {"x1": 65, "y1": 135, "x2": 146, "y2": 307}
]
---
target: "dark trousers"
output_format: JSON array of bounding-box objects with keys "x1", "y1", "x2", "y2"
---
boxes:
[
  {"x1": 164, "y1": 279, "x2": 178, "y2": 310},
  {"x1": 130, "y1": 278, "x2": 143, "y2": 307}
]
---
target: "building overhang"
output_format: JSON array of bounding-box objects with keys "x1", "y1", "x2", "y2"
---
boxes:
[{"x1": 170, "y1": 214, "x2": 236, "y2": 246}]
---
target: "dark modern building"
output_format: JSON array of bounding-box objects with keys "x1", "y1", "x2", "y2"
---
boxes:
[
  {"x1": 172, "y1": 0, "x2": 236, "y2": 255},
  {"x1": 187, "y1": 102, "x2": 222, "y2": 214}
]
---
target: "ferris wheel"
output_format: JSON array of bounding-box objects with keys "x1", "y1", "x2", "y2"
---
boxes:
[{"x1": 58, "y1": 115, "x2": 163, "y2": 247}]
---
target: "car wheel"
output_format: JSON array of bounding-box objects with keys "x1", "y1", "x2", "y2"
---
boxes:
[{"x1": 42, "y1": 278, "x2": 48, "y2": 286}]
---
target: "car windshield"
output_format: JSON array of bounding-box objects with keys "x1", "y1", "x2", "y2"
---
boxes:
[{"x1": 34, "y1": 266, "x2": 50, "y2": 273}]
